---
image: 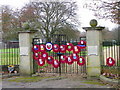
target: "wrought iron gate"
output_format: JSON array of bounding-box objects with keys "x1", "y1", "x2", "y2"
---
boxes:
[{"x1": 32, "y1": 34, "x2": 87, "y2": 75}]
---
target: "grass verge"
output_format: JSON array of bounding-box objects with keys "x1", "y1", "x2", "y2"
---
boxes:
[
  {"x1": 8, "y1": 76, "x2": 54, "y2": 83},
  {"x1": 82, "y1": 81, "x2": 105, "y2": 86}
]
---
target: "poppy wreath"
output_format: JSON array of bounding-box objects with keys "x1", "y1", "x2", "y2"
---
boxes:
[
  {"x1": 46, "y1": 42, "x2": 53, "y2": 51},
  {"x1": 53, "y1": 44, "x2": 60, "y2": 52},
  {"x1": 78, "y1": 40, "x2": 86, "y2": 49},
  {"x1": 47, "y1": 56, "x2": 54, "y2": 64},
  {"x1": 106, "y1": 57, "x2": 115, "y2": 66},
  {"x1": 41, "y1": 52, "x2": 48, "y2": 59},
  {"x1": 60, "y1": 45, "x2": 66, "y2": 53},
  {"x1": 60, "y1": 55, "x2": 67, "y2": 63},
  {"x1": 73, "y1": 46, "x2": 80, "y2": 53},
  {"x1": 66, "y1": 43, "x2": 74, "y2": 51},
  {"x1": 66, "y1": 56, "x2": 73, "y2": 65},
  {"x1": 37, "y1": 58, "x2": 45, "y2": 66},
  {"x1": 52, "y1": 59, "x2": 60, "y2": 68},
  {"x1": 71, "y1": 53, "x2": 79, "y2": 61},
  {"x1": 77, "y1": 57, "x2": 85, "y2": 66},
  {"x1": 39, "y1": 45, "x2": 46, "y2": 52},
  {"x1": 33, "y1": 52, "x2": 41, "y2": 60},
  {"x1": 32, "y1": 45, "x2": 40, "y2": 52}
]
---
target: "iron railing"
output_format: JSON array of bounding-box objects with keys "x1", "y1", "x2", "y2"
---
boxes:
[
  {"x1": 32, "y1": 35, "x2": 87, "y2": 75},
  {"x1": 0, "y1": 41, "x2": 20, "y2": 72},
  {"x1": 102, "y1": 40, "x2": 120, "y2": 79}
]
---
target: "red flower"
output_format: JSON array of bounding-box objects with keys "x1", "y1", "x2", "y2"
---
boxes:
[
  {"x1": 106, "y1": 57, "x2": 115, "y2": 66},
  {"x1": 33, "y1": 52, "x2": 41, "y2": 60},
  {"x1": 37, "y1": 58, "x2": 45, "y2": 66},
  {"x1": 32, "y1": 45, "x2": 40, "y2": 52},
  {"x1": 77, "y1": 57, "x2": 85, "y2": 66},
  {"x1": 66, "y1": 56, "x2": 73, "y2": 65},
  {"x1": 41, "y1": 52, "x2": 48, "y2": 59},
  {"x1": 60, "y1": 45, "x2": 66, "y2": 53},
  {"x1": 52, "y1": 59, "x2": 60, "y2": 68},
  {"x1": 53, "y1": 44, "x2": 60, "y2": 52},
  {"x1": 47, "y1": 56, "x2": 54, "y2": 64},
  {"x1": 39, "y1": 45, "x2": 46, "y2": 52},
  {"x1": 71, "y1": 53, "x2": 79, "y2": 61},
  {"x1": 78, "y1": 40, "x2": 86, "y2": 49},
  {"x1": 66, "y1": 43, "x2": 74, "y2": 51},
  {"x1": 73, "y1": 46, "x2": 80, "y2": 53},
  {"x1": 60, "y1": 55, "x2": 67, "y2": 63}
]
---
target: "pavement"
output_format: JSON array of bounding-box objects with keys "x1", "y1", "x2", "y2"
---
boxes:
[{"x1": 1, "y1": 74, "x2": 115, "y2": 89}]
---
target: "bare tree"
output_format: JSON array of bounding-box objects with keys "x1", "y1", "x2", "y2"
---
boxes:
[
  {"x1": 24, "y1": 1, "x2": 79, "y2": 41},
  {"x1": 2, "y1": 1, "x2": 80, "y2": 41},
  {"x1": 2, "y1": 6, "x2": 19, "y2": 41},
  {"x1": 84, "y1": 0, "x2": 120, "y2": 24}
]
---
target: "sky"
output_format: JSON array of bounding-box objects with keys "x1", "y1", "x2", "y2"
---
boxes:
[{"x1": 0, "y1": 0, "x2": 117, "y2": 31}]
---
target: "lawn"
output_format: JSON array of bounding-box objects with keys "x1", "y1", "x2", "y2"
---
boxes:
[
  {"x1": 8, "y1": 76, "x2": 55, "y2": 82},
  {"x1": 0, "y1": 48, "x2": 20, "y2": 65},
  {"x1": 0, "y1": 48, "x2": 19, "y2": 52}
]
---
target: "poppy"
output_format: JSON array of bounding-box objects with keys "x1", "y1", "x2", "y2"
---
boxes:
[
  {"x1": 60, "y1": 45, "x2": 66, "y2": 53},
  {"x1": 71, "y1": 53, "x2": 79, "y2": 61},
  {"x1": 106, "y1": 57, "x2": 115, "y2": 66},
  {"x1": 66, "y1": 43, "x2": 74, "y2": 51},
  {"x1": 39, "y1": 45, "x2": 46, "y2": 52},
  {"x1": 60, "y1": 55, "x2": 67, "y2": 63},
  {"x1": 33, "y1": 52, "x2": 41, "y2": 60},
  {"x1": 46, "y1": 42, "x2": 52, "y2": 51},
  {"x1": 78, "y1": 40, "x2": 86, "y2": 49},
  {"x1": 53, "y1": 44, "x2": 60, "y2": 52},
  {"x1": 41, "y1": 52, "x2": 48, "y2": 59},
  {"x1": 32, "y1": 45, "x2": 40, "y2": 52},
  {"x1": 47, "y1": 56, "x2": 54, "y2": 64},
  {"x1": 37, "y1": 58, "x2": 45, "y2": 66},
  {"x1": 52, "y1": 59, "x2": 60, "y2": 68},
  {"x1": 73, "y1": 46, "x2": 80, "y2": 53},
  {"x1": 66, "y1": 56, "x2": 73, "y2": 65},
  {"x1": 77, "y1": 57, "x2": 85, "y2": 66}
]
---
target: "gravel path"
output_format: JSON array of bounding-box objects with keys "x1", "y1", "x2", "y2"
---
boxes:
[{"x1": 2, "y1": 75, "x2": 113, "y2": 88}]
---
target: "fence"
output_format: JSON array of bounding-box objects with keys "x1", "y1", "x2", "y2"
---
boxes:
[
  {"x1": 0, "y1": 41, "x2": 19, "y2": 72},
  {"x1": 102, "y1": 40, "x2": 120, "y2": 79},
  {"x1": 32, "y1": 35, "x2": 87, "y2": 75}
]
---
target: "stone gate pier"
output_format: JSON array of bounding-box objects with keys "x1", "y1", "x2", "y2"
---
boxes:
[
  {"x1": 83, "y1": 19, "x2": 105, "y2": 77},
  {"x1": 19, "y1": 30, "x2": 37, "y2": 76}
]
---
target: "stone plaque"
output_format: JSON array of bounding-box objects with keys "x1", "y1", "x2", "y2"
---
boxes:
[
  {"x1": 20, "y1": 47, "x2": 29, "y2": 55},
  {"x1": 88, "y1": 46, "x2": 98, "y2": 55}
]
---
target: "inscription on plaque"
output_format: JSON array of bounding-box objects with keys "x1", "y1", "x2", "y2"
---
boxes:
[
  {"x1": 88, "y1": 46, "x2": 98, "y2": 55},
  {"x1": 20, "y1": 47, "x2": 29, "y2": 55}
]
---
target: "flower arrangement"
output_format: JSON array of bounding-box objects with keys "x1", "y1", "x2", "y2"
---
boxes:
[
  {"x1": 8, "y1": 65, "x2": 14, "y2": 68},
  {"x1": 8, "y1": 65, "x2": 14, "y2": 73},
  {"x1": 102, "y1": 72, "x2": 119, "y2": 80}
]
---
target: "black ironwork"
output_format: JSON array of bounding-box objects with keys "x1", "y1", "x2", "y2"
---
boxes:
[
  {"x1": 32, "y1": 34, "x2": 87, "y2": 75},
  {"x1": 102, "y1": 40, "x2": 120, "y2": 79}
]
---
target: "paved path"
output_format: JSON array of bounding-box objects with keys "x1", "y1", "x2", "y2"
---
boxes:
[{"x1": 2, "y1": 75, "x2": 114, "y2": 88}]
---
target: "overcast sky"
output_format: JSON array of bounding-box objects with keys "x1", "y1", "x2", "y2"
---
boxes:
[{"x1": 0, "y1": 0, "x2": 117, "y2": 31}]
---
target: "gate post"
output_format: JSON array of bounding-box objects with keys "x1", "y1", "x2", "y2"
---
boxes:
[
  {"x1": 83, "y1": 19, "x2": 104, "y2": 77},
  {"x1": 19, "y1": 30, "x2": 36, "y2": 76}
]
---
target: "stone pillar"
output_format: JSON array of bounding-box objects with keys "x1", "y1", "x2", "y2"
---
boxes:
[
  {"x1": 19, "y1": 30, "x2": 36, "y2": 76},
  {"x1": 83, "y1": 19, "x2": 104, "y2": 77}
]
